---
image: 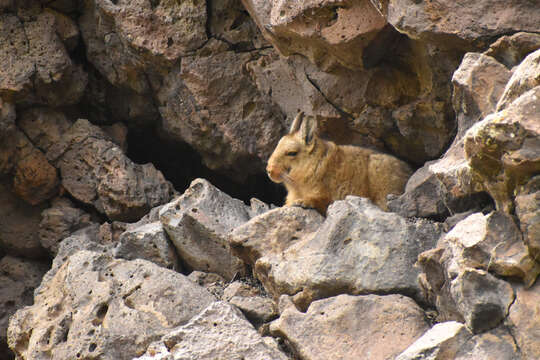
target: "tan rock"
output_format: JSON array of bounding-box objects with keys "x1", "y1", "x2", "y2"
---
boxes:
[
  {"x1": 454, "y1": 327, "x2": 520, "y2": 360},
  {"x1": 515, "y1": 176, "x2": 540, "y2": 260},
  {"x1": 485, "y1": 32, "x2": 540, "y2": 68},
  {"x1": 7, "y1": 251, "x2": 216, "y2": 360},
  {"x1": 507, "y1": 283, "x2": 540, "y2": 360},
  {"x1": 497, "y1": 49, "x2": 540, "y2": 110},
  {"x1": 270, "y1": 294, "x2": 428, "y2": 360}
]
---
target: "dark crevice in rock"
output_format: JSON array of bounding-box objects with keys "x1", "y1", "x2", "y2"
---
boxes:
[{"x1": 126, "y1": 126, "x2": 286, "y2": 206}]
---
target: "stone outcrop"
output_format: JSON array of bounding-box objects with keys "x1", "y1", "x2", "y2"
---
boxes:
[
  {"x1": 231, "y1": 197, "x2": 442, "y2": 309},
  {"x1": 135, "y1": 301, "x2": 288, "y2": 360},
  {"x1": 160, "y1": 179, "x2": 250, "y2": 280},
  {"x1": 270, "y1": 294, "x2": 428, "y2": 360},
  {"x1": 8, "y1": 251, "x2": 216, "y2": 360}
]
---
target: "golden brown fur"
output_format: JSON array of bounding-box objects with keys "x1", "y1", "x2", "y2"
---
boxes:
[{"x1": 266, "y1": 112, "x2": 413, "y2": 214}]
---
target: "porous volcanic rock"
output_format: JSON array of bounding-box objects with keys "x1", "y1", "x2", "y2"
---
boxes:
[
  {"x1": 7, "y1": 251, "x2": 216, "y2": 360},
  {"x1": 385, "y1": 0, "x2": 540, "y2": 49},
  {"x1": 270, "y1": 294, "x2": 428, "y2": 360},
  {"x1": 485, "y1": 32, "x2": 540, "y2": 68},
  {"x1": 160, "y1": 178, "x2": 250, "y2": 280},
  {"x1": 135, "y1": 301, "x2": 288, "y2": 360},
  {"x1": 39, "y1": 197, "x2": 95, "y2": 255},
  {"x1": 0, "y1": 11, "x2": 87, "y2": 106},
  {"x1": 113, "y1": 221, "x2": 181, "y2": 272},
  {"x1": 497, "y1": 48, "x2": 540, "y2": 110},
  {"x1": 0, "y1": 256, "x2": 49, "y2": 358},
  {"x1": 464, "y1": 86, "x2": 540, "y2": 214},
  {"x1": 48, "y1": 119, "x2": 174, "y2": 222},
  {"x1": 242, "y1": 0, "x2": 387, "y2": 71},
  {"x1": 231, "y1": 197, "x2": 442, "y2": 309}
]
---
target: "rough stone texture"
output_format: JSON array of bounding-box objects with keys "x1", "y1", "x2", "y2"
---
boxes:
[
  {"x1": 0, "y1": 256, "x2": 49, "y2": 358},
  {"x1": 160, "y1": 178, "x2": 249, "y2": 280},
  {"x1": 396, "y1": 321, "x2": 472, "y2": 360},
  {"x1": 246, "y1": 44, "x2": 459, "y2": 165},
  {"x1": 515, "y1": 175, "x2": 540, "y2": 260},
  {"x1": 232, "y1": 197, "x2": 442, "y2": 309},
  {"x1": 464, "y1": 86, "x2": 540, "y2": 214},
  {"x1": 0, "y1": 11, "x2": 87, "y2": 106},
  {"x1": 113, "y1": 222, "x2": 181, "y2": 272},
  {"x1": 157, "y1": 44, "x2": 286, "y2": 178},
  {"x1": 228, "y1": 296, "x2": 277, "y2": 327},
  {"x1": 135, "y1": 301, "x2": 288, "y2": 360},
  {"x1": 39, "y1": 197, "x2": 95, "y2": 255},
  {"x1": 270, "y1": 294, "x2": 428, "y2": 360},
  {"x1": 17, "y1": 108, "x2": 72, "y2": 154},
  {"x1": 386, "y1": 0, "x2": 540, "y2": 49},
  {"x1": 0, "y1": 181, "x2": 47, "y2": 258},
  {"x1": 79, "y1": 0, "x2": 207, "y2": 93},
  {"x1": 485, "y1": 32, "x2": 540, "y2": 69},
  {"x1": 388, "y1": 52, "x2": 511, "y2": 219},
  {"x1": 49, "y1": 119, "x2": 174, "y2": 222},
  {"x1": 454, "y1": 326, "x2": 520, "y2": 360},
  {"x1": 507, "y1": 282, "x2": 540, "y2": 360},
  {"x1": 443, "y1": 212, "x2": 540, "y2": 287},
  {"x1": 7, "y1": 251, "x2": 216, "y2": 360},
  {"x1": 229, "y1": 206, "x2": 324, "y2": 268},
  {"x1": 242, "y1": 0, "x2": 387, "y2": 71},
  {"x1": 186, "y1": 271, "x2": 226, "y2": 299},
  {"x1": 418, "y1": 242, "x2": 515, "y2": 334},
  {"x1": 497, "y1": 49, "x2": 540, "y2": 110}
]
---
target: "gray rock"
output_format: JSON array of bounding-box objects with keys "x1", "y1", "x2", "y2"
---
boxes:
[
  {"x1": 454, "y1": 326, "x2": 520, "y2": 360},
  {"x1": 232, "y1": 197, "x2": 442, "y2": 309},
  {"x1": 8, "y1": 250, "x2": 216, "y2": 360},
  {"x1": 160, "y1": 179, "x2": 249, "y2": 280},
  {"x1": 396, "y1": 321, "x2": 473, "y2": 360},
  {"x1": 270, "y1": 294, "x2": 428, "y2": 360},
  {"x1": 443, "y1": 212, "x2": 540, "y2": 287},
  {"x1": 0, "y1": 256, "x2": 48, "y2": 356},
  {"x1": 135, "y1": 301, "x2": 288, "y2": 360},
  {"x1": 39, "y1": 197, "x2": 95, "y2": 255},
  {"x1": 229, "y1": 296, "x2": 278, "y2": 326},
  {"x1": 114, "y1": 222, "x2": 181, "y2": 272}
]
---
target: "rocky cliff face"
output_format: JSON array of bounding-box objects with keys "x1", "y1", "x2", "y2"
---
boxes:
[{"x1": 1, "y1": 1, "x2": 539, "y2": 359}]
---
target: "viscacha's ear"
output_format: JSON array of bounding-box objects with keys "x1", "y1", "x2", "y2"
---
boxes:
[
  {"x1": 289, "y1": 111, "x2": 304, "y2": 134},
  {"x1": 300, "y1": 115, "x2": 317, "y2": 145}
]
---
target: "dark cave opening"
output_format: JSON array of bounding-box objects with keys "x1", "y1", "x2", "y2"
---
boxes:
[{"x1": 126, "y1": 126, "x2": 287, "y2": 207}]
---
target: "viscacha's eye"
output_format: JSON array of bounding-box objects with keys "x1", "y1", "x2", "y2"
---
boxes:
[{"x1": 286, "y1": 151, "x2": 298, "y2": 156}]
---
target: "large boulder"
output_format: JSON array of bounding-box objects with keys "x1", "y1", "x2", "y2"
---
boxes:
[
  {"x1": 241, "y1": 0, "x2": 387, "y2": 71},
  {"x1": 0, "y1": 11, "x2": 87, "y2": 106},
  {"x1": 385, "y1": 0, "x2": 540, "y2": 50},
  {"x1": 157, "y1": 43, "x2": 286, "y2": 179},
  {"x1": 47, "y1": 119, "x2": 174, "y2": 222},
  {"x1": 497, "y1": 49, "x2": 540, "y2": 110},
  {"x1": 7, "y1": 251, "x2": 216, "y2": 360},
  {"x1": 231, "y1": 197, "x2": 442, "y2": 309},
  {"x1": 270, "y1": 294, "x2": 428, "y2": 360},
  {"x1": 159, "y1": 178, "x2": 252, "y2": 280},
  {"x1": 135, "y1": 301, "x2": 288, "y2": 360}
]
